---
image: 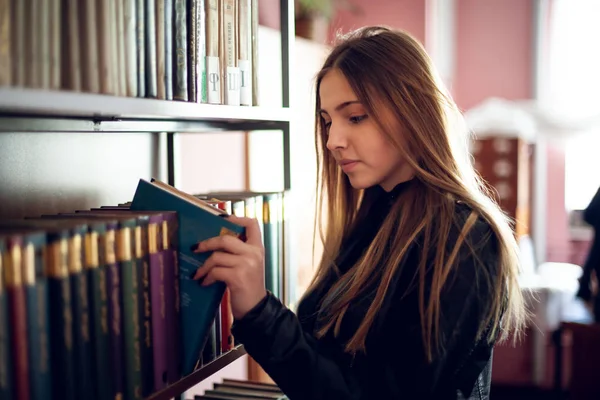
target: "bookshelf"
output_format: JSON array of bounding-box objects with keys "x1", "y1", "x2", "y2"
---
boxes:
[
  {"x1": 0, "y1": 1, "x2": 295, "y2": 399},
  {"x1": 146, "y1": 346, "x2": 247, "y2": 400}
]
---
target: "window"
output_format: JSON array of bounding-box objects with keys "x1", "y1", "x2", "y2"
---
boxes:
[{"x1": 547, "y1": 0, "x2": 600, "y2": 211}]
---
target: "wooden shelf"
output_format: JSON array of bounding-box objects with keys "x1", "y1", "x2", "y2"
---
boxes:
[
  {"x1": 0, "y1": 87, "x2": 290, "y2": 126},
  {"x1": 145, "y1": 345, "x2": 247, "y2": 400}
]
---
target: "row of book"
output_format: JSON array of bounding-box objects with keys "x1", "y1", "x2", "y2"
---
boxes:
[
  {"x1": 0, "y1": 179, "x2": 286, "y2": 400},
  {"x1": 0, "y1": 0, "x2": 259, "y2": 106},
  {"x1": 192, "y1": 378, "x2": 288, "y2": 399}
]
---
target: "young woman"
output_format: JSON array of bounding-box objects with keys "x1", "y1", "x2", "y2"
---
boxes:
[{"x1": 193, "y1": 26, "x2": 527, "y2": 399}]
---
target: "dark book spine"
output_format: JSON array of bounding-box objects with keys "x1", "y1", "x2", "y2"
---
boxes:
[
  {"x1": 156, "y1": 0, "x2": 166, "y2": 99},
  {"x1": 107, "y1": 261, "x2": 124, "y2": 400},
  {"x1": 188, "y1": 0, "x2": 197, "y2": 102},
  {"x1": 6, "y1": 239, "x2": 30, "y2": 400},
  {"x1": 88, "y1": 265, "x2": 112, "y2": 400},
  {"x1": 134, "y1": 222, "x2": 154, "y2": 397},
  {"x1": 88, "y1": 228, "x2": 112, "y2": 400},
  {"x1": 0, "y1": 244, "x2": 12, "y2": 400},
  {"x1": 144, "y1": 0, "x2": 157, "y2": 97},
  {"x1": 117, "y1": 226, "x2": 142, "y2": 399},
  {"x1": 201, "y1": 319, "x2": 216, "y2": 364},
  {"x1": 121, "y1": 256, "x2": 142, "y2": 399},
  {"x1": 47, "y1": 238, "x2": 76, "y2": 400},
  {"x1": 150, "y1": 226, "x2": 168, "y2": 392},
  {"x1": 164, "y1": 0, "x2": 173, "y2": 100},
  {"x1": 139, "y1": 254, "x2": 154, "y2": 397},
  {"x1": 174, "y1": 0, "x2": 188, "y2": 101},
  {"x1": 220, "y1": 289, "x2": 233, "y2": 352},
  {"x1": 136, "y1": 0, "x2": 146, "y2": 97},
  {"x1": 69, "y1": 246, "x2": 94, "y2": 399},
  {"x1": 163, "y1": 219, "x2": 181, "y2": 382},
  {"x1": 214, "y1": 304, "x2": 222, "y2": 357},
  {"x1": 25, "y1": 237, "x2": 52, "y2": 400}
]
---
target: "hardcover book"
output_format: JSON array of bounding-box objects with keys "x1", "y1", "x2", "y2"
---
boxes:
[{"x1": 129, "y1": 178, "x2": 245, "y2": 376}]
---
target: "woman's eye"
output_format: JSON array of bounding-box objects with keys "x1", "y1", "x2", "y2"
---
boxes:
[{"x1": 349, "y1": 115, "x2": 367, "y2": 124}]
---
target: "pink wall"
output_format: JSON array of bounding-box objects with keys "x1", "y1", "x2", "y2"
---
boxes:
[
  {"x1": 545, "y1": 143, "x2": 571, "y2": 262},
  {"x1": 328, "y1": 0, "x2": 426, "y2": 45},
  {"x1": 453, "y1": 0, "x2": 534, "y2": 110}
]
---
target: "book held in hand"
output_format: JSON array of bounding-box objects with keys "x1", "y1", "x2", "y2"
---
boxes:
[{"x1": 129, "y1": 178, "x2": 245, "y2": 377}]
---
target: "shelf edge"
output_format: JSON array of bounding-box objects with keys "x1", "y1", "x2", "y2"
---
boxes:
[{"x1": 145, "y1": 345, "x2": 247, "y2": 400}]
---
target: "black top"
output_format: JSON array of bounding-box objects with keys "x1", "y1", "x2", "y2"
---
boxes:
[{"x1": 232, "y1": 179, "x2": 500, "y2": 399}]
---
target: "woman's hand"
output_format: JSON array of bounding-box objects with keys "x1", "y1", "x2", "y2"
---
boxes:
[{"x1": 191, "y1": 215, "x2": 267, "y2": 320}]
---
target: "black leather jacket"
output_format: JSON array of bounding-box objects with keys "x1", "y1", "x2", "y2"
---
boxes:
[{"x1": 232, "y1": 180, "x2": 500, "y2": 399}]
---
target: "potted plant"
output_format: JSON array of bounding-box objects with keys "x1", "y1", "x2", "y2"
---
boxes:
[{"x1": 295, "y1": 0, "x2": 361, "y2": 42}]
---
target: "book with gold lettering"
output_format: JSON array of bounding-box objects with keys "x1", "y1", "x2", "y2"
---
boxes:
[{"x1": 0, "y1": 237, "x2": 11, "y2": 400}]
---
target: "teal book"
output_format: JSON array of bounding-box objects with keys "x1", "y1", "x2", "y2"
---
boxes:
[{"x1": 129, "y1": 178, "x2": 245, "y2": 376}]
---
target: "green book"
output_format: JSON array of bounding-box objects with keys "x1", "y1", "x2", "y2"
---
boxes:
[{"x1": 130, "y1": 178, "x2": 245, "y2": 376}]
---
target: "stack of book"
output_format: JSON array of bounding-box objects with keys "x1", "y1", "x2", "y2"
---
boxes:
[
  {"x1": 0, "y1": 0, "x2": 259, "y2": 106},
  {"x1": 0, "y1": 178, "x2": 286, "y2": 400},
  {"x1": 194, "y1": 378, "x2": 288, "y2": 399}
]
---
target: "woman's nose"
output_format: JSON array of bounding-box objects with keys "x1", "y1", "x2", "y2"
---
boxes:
[{"x1": 326, "y1": 122, "x2": 347, "y2": 151}]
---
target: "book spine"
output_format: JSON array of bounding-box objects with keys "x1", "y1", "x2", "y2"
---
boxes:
[
  {"x1": 162, "y1": 220, "x2": 179, "y2": 383},
  {"x1": 205, "y1": 0, "x2": 220, "y2": 104},
  {"x1": 0, "y1": 241, "x2": 12, "y2": 400},
  {"x1": 214, "y1": 304, "x2": 222, "y2": 357},
  {"x1": 164, "y1": 0, "x2": 174, "y2": 100},
  {"x1": 201, "y1": 319, "x2": 217, "y2": 364},
  {"x1": 62, "y1": 0, "x2": 82, "y2": 91},
  {"x1": 174, "y1": 0, "x2": 188, "y2": 101},
  {"x1": 136, "y1": 224, "x2": 154, "y2": 397},
  {"x1": 96, "y1": 0, "x2": 112, "y2": 94},
  {"x1": 223, "y1": 0, "x2": 240, "y2": 106},
  {"x1": 25, "y1": 0, "x2": 39, "y2": 88},
  {"x1": 116, "y1": 0, "x2": 127, "y2": 96},
  {"x1": 264, "y1": 194, "x2": 279, "y2": 298},
  {"x1": 107, "y1": 259, "x2": 124, "y2": 400},
  {"x1": 47, "y1": 236, "x2": 76, "y2": 400},
  {"x1": 6, "y1": 239, "x2": 30, "y2": 400},
  {"x1": 48, "y1": 0, "x2": 61, "y2": 89},
  {"x1": 117, "y1": 226, "x2": 143, "y2": 400},
  {"x1": 188, "y1": 0, "x2": 198, "y2": 102},
  {"x1": 196, "y1": 0, "x2": 207, "y2": 103},
  {"x1": 145, "y1": 0, "x2": 158, "y2": 98},
  {"x1": 87, "y1": 229, "x2": 112, "y2": 400},
  {"x1": 26, "y1": 236, "x2": 52, "y2": 400},
  {"x1": 250, "y1": 0, "x2": 258, "y2": 106},
  {"x1": 10, "y1": 0, "x2": 25, "y2": 86},
  {"x1": 38, "y1": 0, "x2": 50, "y2": 89},
  {"x1": 69, "y1": 232, "x2": 94, "y2": 399},
  {"x1": 108, "y1": 0, "x2": 119, "y2": 95},
  {"x1": 0, "y1": 0, "x2": 11, "y2": 86},
  {"x1": 88, "y1": 266, "x2": 111, "y2": 400},
  {"x1": 136, "y1": 0, "x2": 146, "y2": 97},
  {"x1": 79, "y1": 0, "x2": 100, "y2": 93},
  {"x1": 238, "y1": 0, "x2": 251, "y2": 106},
  {"x1": 149, "y1": 221, "x2": 168, "y2": 391},
  {"x1": 156, "y1": 0, "x2": 166, "y2": 99},
  {"x1": 220, "y1": 289, "x2": 234, "y2": 352},
  {"x1": 124, "y1": 0, "x2": 138, "y2": 97}
]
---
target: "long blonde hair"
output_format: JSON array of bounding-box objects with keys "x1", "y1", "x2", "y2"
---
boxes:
[{"x1": 305, "y1": 26, "x2": 526, "y2": 361}]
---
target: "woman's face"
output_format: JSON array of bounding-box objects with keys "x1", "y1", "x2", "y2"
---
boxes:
[{"x1": 319, "y1": 69, "x2": 414, "y2": 191}]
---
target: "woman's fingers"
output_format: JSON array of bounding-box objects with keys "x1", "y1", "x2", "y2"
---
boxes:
[
  {"x1": 199, "y1": 265, "x2": 236, "y2": 288},
  {"x1": 192, "y1": 251, "x2": 239, "y2": 280},
  {"x1": 221, "y1": 215, "x2": 263, "y2": 247},
  {"x1": 193, "y1": 232, "x2": 247, "y2": 255}
]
